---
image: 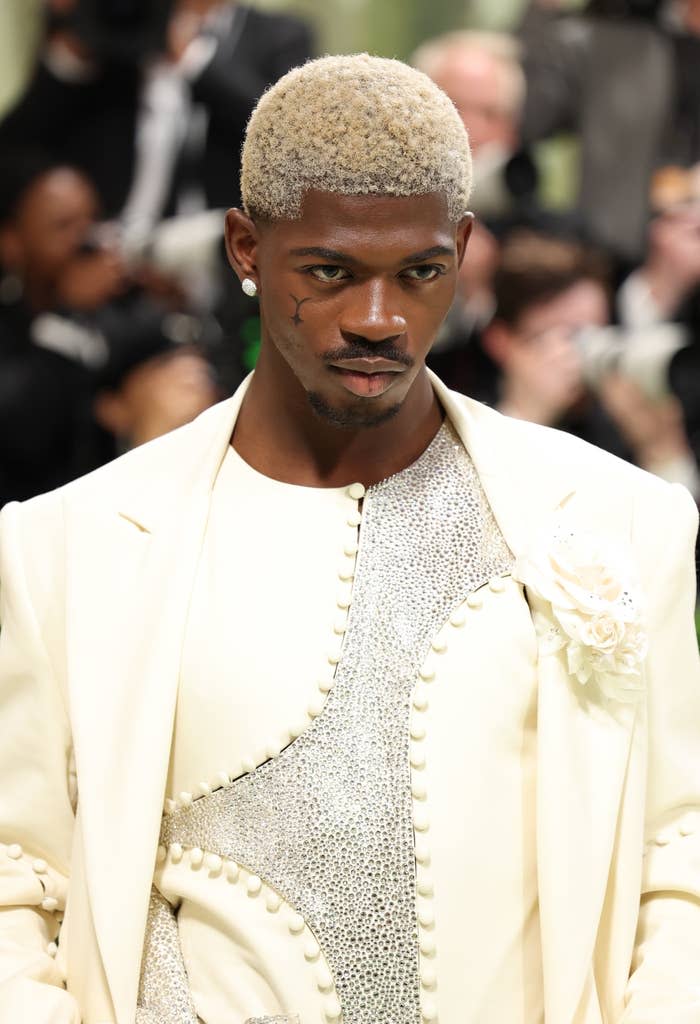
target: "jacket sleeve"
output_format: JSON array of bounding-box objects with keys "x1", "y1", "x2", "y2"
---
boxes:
[
  {"x1": 621, "y1": 482, "x2": 700, "y2": 1022},
  {"x1": 0, "y1": 500, "x2": 80, "y2": 1022}
]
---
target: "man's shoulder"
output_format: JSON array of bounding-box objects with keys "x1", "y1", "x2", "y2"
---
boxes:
[{"x1": 449, "y1": 389, "x2": 681, "y2": 508}]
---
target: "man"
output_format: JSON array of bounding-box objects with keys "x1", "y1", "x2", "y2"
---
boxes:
[{"x1": 0, "y1": 54, "x2": 699, "y2": 1024}]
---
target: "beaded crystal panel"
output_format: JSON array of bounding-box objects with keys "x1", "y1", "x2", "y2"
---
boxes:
[{"x1": 148, "y1": 422, "x2": 513, "y2": 1024}]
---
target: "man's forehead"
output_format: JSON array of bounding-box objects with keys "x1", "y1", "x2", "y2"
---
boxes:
[{"x1": 259, "y1": 189, "x2": 457, "y2": 258}]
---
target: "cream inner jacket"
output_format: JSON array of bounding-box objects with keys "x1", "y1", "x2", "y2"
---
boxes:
[{"x1": 0, "y1": 372, "x2": 699, "y2": 1024}]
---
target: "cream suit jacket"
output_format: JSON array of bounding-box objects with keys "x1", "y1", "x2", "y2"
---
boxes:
[{"x1": 0, "y1": 373, "x2": 699, "y2": 1024}]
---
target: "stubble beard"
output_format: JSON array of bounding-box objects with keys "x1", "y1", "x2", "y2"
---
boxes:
[{"x1": 307, "y1": 390, "x2": 402, "y2": 429}]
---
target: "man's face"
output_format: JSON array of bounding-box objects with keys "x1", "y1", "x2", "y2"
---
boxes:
[
  {"x1": 429, "y1": 50, "x2": 517, "y2": 156},
  {"x1": 227, "y1": 190, "x2": 471, "y2": 429},
  {"x1": 2, "y1": 169, "x2": 98, "y2": 284}
]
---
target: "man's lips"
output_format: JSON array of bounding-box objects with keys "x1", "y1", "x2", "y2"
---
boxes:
[
  {"x1": 328, "y1": 358, "x2": 407, "y2": 374},
  {"x1": 327, "y1": 359, "x2": 406, "y2": 398}
]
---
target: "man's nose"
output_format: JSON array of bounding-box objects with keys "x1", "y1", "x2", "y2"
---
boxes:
[{"x1": 339, "y1": 278, "x2": 407, "y2": 343}]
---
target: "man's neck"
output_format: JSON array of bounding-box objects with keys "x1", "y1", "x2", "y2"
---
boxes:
[{"x1": 231, "y1": 360, "x2": 444, "y2": 489}]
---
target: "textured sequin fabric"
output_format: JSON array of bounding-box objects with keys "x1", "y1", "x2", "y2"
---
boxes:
[
  {"x1": 141, "y1": 422, "x2": 513, "y2": 1023},
  {"x1": 136, "y1": 887, "x2": 199, "y2": 1024}
]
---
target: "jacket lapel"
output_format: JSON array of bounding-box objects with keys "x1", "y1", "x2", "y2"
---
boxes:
[
  {"x1": 432, "y1": 375, "x2": 637, "y2": 1022},
  {"x1": 66, "y1": 386, "x2": 247, "y2": 1024},
  {"x1": 67, "y1": 370, "x2": 637, "y2": 1023}
]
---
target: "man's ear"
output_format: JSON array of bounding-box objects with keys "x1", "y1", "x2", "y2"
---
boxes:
[
  {"x1": 224, "y1": 208, "x2": 260, "y2": 287},
  {"x1": 455, "y1": 212, "x2": 474, "y2": 269}
]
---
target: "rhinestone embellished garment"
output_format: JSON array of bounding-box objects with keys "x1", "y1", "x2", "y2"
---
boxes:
[{"x1": 144, "y1": 422, "x2": 513, "y2": 1024}]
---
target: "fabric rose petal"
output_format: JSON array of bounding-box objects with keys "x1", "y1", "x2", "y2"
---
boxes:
[{"x1": 514, "y1": 522, "x2": 648, "y2": 703}]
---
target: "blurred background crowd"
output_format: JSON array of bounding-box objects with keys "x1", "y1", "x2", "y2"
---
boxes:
[{"x1": 0, "y1": 0, "x2": 699, "y2": 567}]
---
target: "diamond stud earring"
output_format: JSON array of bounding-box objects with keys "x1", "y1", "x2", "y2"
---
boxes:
[{"x1": 241, "y1": 277, "x2": 258, "y2": 297}]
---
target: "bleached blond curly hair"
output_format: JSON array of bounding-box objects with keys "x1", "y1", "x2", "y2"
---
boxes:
[{"x1": 241, "y1": 53, "x2": 473, "y2": 223}]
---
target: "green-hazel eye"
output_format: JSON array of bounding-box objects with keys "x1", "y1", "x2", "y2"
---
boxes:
[
  {"x1": 309, "y1": 265, "x2": 351, "y2": 282},
  {"x1": 402, "y1": 265, "x2": 444, "y2": 281}
]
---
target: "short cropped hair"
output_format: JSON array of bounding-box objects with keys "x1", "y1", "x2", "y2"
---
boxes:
[{"x1": 241, "y1": 53, "x2": 472, "y2": 223}]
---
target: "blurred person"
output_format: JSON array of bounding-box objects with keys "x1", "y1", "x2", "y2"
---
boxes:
[
  {"x1": 93, "y1": 316, "x2": 220, "y2": 451},
  {"x1": 0, "y1": 152, "x2": 122, "y2": 505},
  {"x1": 0, "y1": 0, "x2": 313, "y2": 245},
  {"x1": 483, "y1": 231, "x2": 699, "y2": 491},
  {"x1": 1, "y1": 53, "x2": 700, "y2": 1024},
  {"x1": 520, "y1": 0, "x2": 700, "y2": 261},
  {"x1": 412, "y1": 30, "x2": 536, "y2": 223}
]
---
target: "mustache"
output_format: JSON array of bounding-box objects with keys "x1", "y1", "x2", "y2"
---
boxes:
[{"x1": 322, "y1": 343, "x2": 414, "y2": 367}]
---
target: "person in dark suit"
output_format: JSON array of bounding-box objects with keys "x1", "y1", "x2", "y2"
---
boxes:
[{"x1": 0, "y1": 0, "x2": 314, "y2": 228}]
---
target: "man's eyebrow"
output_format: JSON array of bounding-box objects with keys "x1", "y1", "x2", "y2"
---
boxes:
[
  {"x1": 288, "y1": 244, "x2": 455, "y2": 265},
  {"x1": 400, "y1": 245, "x2": 454, "y2": 265},
  {"x1": 289, "y1": 246, "x2": 359, "y2": 263}
]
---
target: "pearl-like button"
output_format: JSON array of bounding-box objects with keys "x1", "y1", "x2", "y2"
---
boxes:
[
  {"x1": 318, "y1": 677, "x2": 334, "y2": 694},
  {"x1": 164, "y1": 799, "x2": 177, "y2": 814},
  {"x1": 32, "y1": 858, "x2": 48, "y2": 874},
  {"x1": 338, "y1": 564, "x2": 354, "y2": 582},
  {"x1": 327, "y1": 649, "x2": 342, "y2": 666},
  {"x1": 420, "y1": 934, "x2": 436, "y2": 957},
  {"x1": 421, "y1": 966, "x2": 437, "y2": 989},
  {"x1": 266, "y1": 892, "x2": 282, "y2": 913},
  {"x1": 414, "y1": 809, "x2": 430, "y2": 832},
  {"x1": 422, "y1": 998, "x2": 438, "y2": 1021},
  {"x1": 324, "y1": 995, "x2": 342, "y2": 1021},
  {"x1": 247, "y1": 875, "x2": 262, "y2": 896},
  {"x1": 412, "y1": 686, "x2": 429, "y2": 711},
  {"x1": 333, "y1": 618, "x2": 347, "y2": 635},
  {"x1": 654, "y1": 831, "x2": 673, "y2": 846},
  {"x1": 7, "y1": 844, "x2": 22, "y2": 860},
  {"x1": 417, "y1": 877, "x2": 434, "y2": 897},
  {"x1": 308, "y1": 695, "x2": 325, "y2": 718},
  {"x1": 410, "y1": 720, "x2": 426, "y2": 741},
  {"x1": 189, "y1": 847, "x2": 203, "y2": 868},
  {"x1": 241, "y1": 756, "x2": 256, "y2": 773},
  {"x1": 344, "y1": 541, "x2": 359, "y2": 557},
  {"x1": 415, "y1": 839, "x2": 431, "y2": 865},
  {"x1": 410, "y1": 746, "x2": 426, "y2": 770},
  {"x1": 412, "y1": 780, "x2": 427, "y2": 801},
  {"x1": 264, "y1": 741, "x2": 280, "y2": 761},
  {"x1": 198, "y1": 782, "x2": 212, "y2": 797},
  {"x1": 170, "y1": 843, "x2": 183, "y2": 863},
  {"x1": 418, "y1": 664, "x2": 436, "y2": 683},
  {"x1": 430, "y1": 637, "x2": 447, "y2": 654},
  {"x1": 466, "y1": 593, "x2": 482, "y2": 609},
  {"x1": 155, "y1": 846, "x2": 166, "y2": 865},
  {"x1": 347, "y1": 511, "x2": 362, "y2": 528},
  {"x1": 336, "y1": 591, "x2": 352, "y2": 610},
  {"x1": 226, "y1": 862, "x2": 239, "y2": 883},
  {"x1": 289, "y1": 912, "x2": 305, "y2": 934},
  {"x1": 216, "y1": 771, "x2": 231, "y2": 788},
  {"x1": 418, "y1": 906, "x2": 435, "y2": 929},
  {"x1": 41, "y1": 897, "x2": 58, "y2": 912},
  {"x1": 179, "y1": 791, "x2": 193, "y2": 806},
  {"x1": 304, "y1": 939, "x2": 321, "y2": 962},
  {"x1": 347, "y1": 482, "x2": 366, "y2": 500},
  {"x1": 205, "y1": 853, "x2": 222, "y2": 874},
  {"x1": 449, "y1": 607, "x2": 466, "y2": 627},
  {"x1": 317, "y1": 965, "x2": 334, "y2": 992},
  {"x1": 489, "y1": 577, "x2": 506, "y2": 593}
]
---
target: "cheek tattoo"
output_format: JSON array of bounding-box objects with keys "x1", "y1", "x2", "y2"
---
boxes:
[{"x1": 290, "y1": 294, "x2": 312, "y2": 325}]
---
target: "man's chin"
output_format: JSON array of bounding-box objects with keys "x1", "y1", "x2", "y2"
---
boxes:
[{"x1": 307, "y1": 390, "x2": 402, "y2": 429}]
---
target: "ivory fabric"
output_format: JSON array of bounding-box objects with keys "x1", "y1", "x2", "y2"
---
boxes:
[
  {"x1": 0, "y1": 372, "x2": 699, "y2": 1024},
  {"x1": 154, "y1": 436, "x2": 543, "y2": 1024}
]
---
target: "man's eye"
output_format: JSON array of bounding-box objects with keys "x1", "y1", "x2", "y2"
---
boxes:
[
  {"x1": 308, "y1": 266, "x2": 351, "y2": 282},
  {"x1": 402, "y1": 265, "x2": 445, "y2": 281}
]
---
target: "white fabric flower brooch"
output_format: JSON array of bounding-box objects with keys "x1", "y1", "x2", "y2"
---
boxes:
[{"x1": 513, "y1": 520, "x2": 648, "y2": 703}]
